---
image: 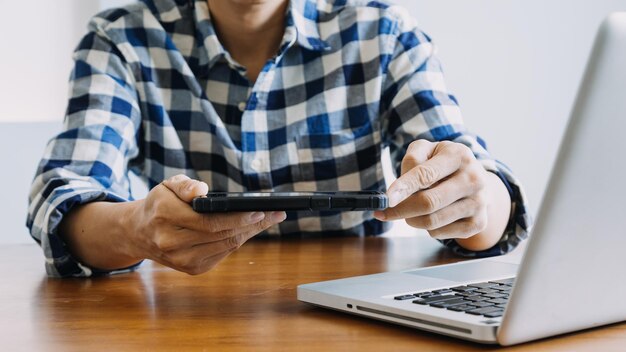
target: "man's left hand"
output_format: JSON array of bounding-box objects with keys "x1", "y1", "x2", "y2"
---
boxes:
[{"x1": 374, "y1": 140, "x2": 492, "y2": 240}]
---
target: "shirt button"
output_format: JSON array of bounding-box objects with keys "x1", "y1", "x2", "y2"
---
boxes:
[
  {"x1": 238, "y1": 101, "x2": 247, "y2": 112},
  {"x1": 250, "y1": 158, "x2": 263, "y2": 172}
]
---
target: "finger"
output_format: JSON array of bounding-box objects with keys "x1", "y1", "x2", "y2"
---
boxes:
[
  {"x1": 182, "y1": 210, "x2": 285, "y2": 234},
  {"x1": 152, "y1": 182, "x2": 277, "y2": 233},
  {"x1": 161, "y1": 174, "x2": 209, "y2": 203},
  {"x1": 400, "y1": 140, "x2": 436, "y2": 176},
  {"x1": 387, "y1": 143, "x2": 464, "y2": 207},
  {"x1": 161, "y1": 216, "x2": 278, "y2": 274},
  {"x1": 428, "y1": 212, "x2": 488, "y2": 240},
  {"x1": 154, "y1": 211, "x2": 286, "y2": 251},
  {"x1": 188, "y1": 212, "x2": 281, "y2": 255},
  {"x1": 405, "y1": 197, "x2": 480, "y2": 230},
  {"x1": 156, "y1": 247, "x2": 235, "y2": 276},
  {"x1": 180, "y1": 211, "x2": 272, "y2": 233},
  {"x1": 155, "y1": 235, "x2": 243, "y2": 272},
  {"x1": 151, "y1": 182, "x2": 267, "y2": 232},
  {"x1": 377, "y1": 172, "x2": 479, "y2": 220},
  {"x1": 197, "y1": 249, "x2": 236, "y2": 273},
  {"x1": 200, "y1": 211, "x2": 286, "y2": 243}
]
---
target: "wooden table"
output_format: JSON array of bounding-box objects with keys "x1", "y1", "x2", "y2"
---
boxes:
[{"x1": 1, "y1": 235, "x2": 624, "y2": 351}]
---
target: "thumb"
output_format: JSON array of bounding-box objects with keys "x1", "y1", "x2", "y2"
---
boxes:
[{"x1": 161, "y1": 174, "x2": 209, "y2": 203}]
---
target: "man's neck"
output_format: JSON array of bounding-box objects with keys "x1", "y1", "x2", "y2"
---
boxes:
[{"x1": 207, "y1": 0, "x2": 289, "y2": 83}]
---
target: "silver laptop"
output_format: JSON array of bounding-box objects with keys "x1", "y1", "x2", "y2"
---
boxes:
[{"x1": 297, "y1": 13, "x2": 626, "y2": 345}]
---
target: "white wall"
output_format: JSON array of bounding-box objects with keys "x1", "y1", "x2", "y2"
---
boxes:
[
  {"x1": 397, "y1": 0, "x2": 626, "y2": 210},
  {"x1": 0, "y1": 1, "x2": 100, "y2": 122},
  {"x1": 1, "y1": 0, "x2": 625, "y2": 244}
]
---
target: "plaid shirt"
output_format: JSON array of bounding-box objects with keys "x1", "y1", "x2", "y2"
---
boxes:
[{"x1": 27, "y1": 0, "x2": 530, "y2": 277}]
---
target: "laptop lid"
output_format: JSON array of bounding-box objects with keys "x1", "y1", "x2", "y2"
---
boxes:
[{"x1": 498, "y1": 13, "x2": 626, "y2": 345}]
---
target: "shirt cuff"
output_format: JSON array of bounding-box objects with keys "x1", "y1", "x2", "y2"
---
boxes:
[{"x1": 30, "y1": 188, "x2": 142, "y2": 278}]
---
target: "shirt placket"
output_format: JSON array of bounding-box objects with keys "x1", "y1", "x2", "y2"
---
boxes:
[
  {"x1": 240, "y1": 63, "x2": 277, "y2": 191},
  {"x1": 240, "y1": 28, "x2": 297, "y2": 191}
]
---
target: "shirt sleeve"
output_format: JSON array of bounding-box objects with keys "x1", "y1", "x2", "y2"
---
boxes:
[
  {"x1": 26, "y1": 18, "x2": 143, "y2": 277},
  {"x1": 379, "y1": 9, "x2": 531, "y2": 257}
]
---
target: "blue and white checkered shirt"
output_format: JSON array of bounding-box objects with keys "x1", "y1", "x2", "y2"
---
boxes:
[{"x1": 27, "y1": 0, "x2": 530, "y2": 277}]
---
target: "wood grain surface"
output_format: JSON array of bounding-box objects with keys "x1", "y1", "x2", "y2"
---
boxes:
[{"x1": 1, "y1": 235, "x2": 624, "y2": 351}]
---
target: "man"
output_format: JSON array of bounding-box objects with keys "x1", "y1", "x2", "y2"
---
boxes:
[{"x1": 27, "y1": 0, "x2": 529, "y2": 277}]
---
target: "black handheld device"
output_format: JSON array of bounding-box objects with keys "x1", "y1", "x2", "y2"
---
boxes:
[{"x1": 192, "y1": 191, "x2": 388, "y2": 212}]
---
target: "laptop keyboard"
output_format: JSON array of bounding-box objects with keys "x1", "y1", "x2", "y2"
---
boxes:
[{"x1": 393, "y1": 278, "x2": 515, "y2": 318}]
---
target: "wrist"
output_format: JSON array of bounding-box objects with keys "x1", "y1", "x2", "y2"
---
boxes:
[
  {"x1": 116, "y1": 199, "x2": 145, "y2": 264},
  {"x1": 59, "y1": 200, "x2": 144, "y2": 271},
  {"x1": 84, "y1": 200, "x2": 144, "y2": 270}
]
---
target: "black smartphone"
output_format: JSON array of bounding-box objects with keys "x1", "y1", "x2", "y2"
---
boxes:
[{"x1": 192, "y1": 191, "x2": 388, "y2": 212}]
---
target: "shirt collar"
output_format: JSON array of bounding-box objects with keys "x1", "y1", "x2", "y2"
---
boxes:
[
  {"x1": 192, "y1": 1, "x2": 232, "y2": 71},
  {"x1": 288, "y1": 0, "x2": 331, "y2": 51},
  {"x1": 139, "y1": 0, "x2": 188, "y2": 22},
  {"x1": 142, "y1": 0, "x2": 330, "y2": 72}
]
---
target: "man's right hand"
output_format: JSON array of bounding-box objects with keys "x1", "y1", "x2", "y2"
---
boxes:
[
  {"x1": 125, "y1": 174, "x2": 286, "y2": 275},
  {"x1": 60, "y1": 174, "x2": 286, "y2": 275}
]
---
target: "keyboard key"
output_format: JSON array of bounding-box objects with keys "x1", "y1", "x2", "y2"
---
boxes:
[
  {"x1": 484, "y1": 293, "x2": 508, "y2": 299},
  {"x1": 450, "y1": 286, "x2": 477, "y2": 293},
  {"x1": 484, "y1": 310, "x2": 504, "y2": 318},
  {"x1": 466, "y1": 306, "x2": 503, "y2": 316},
  {"x1": 475, "y1": 288, "x2": 498, "y2": 294},
  {"x1": 496, "y1": 304, "x2": 508, "y2": 308},
  {"x1": 469, "y1": 301, "x2": 495, "y2": 308},
  {"x1": 412, "y1": 295, "x2": 458, "y2": 305},
  {"x1": 394, "y1": 294, "x2": 416, "y2": 300},
  {"x1": 430, "y1": 298, "x2": 470, "y2": 308},
  {"x1": 465, "y1": 295, "x2": 489, "y2": 302},
  {"x1": 432, "y1": 289, "x2": 453, "y2": 294},
  {"x1": 415, "y1": 292, "x2": 434, "y2": 298},
  {"x1": 487, "y1": 298, "x2": 509, "y2": 305},
  {"x1": 494, "y1": 286, "x2": 512, "y2": 292},
  {"x1": 454, "y1": 292, "x2": 475, "y2": 297},
  {"x1": 447, "y1": 305, "x2": 475, "y2": 312}
]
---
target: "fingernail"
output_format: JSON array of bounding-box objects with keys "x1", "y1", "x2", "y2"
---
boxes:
[
  {"x1": 248, "y1": 212, "x2": 265, "y2": 223},
  {"x1": 270, "y1": 211, "x2": 287, "y2": 223},
  {"x1": 388, "y1": 190, "x2": 403, "y2": 208}
]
